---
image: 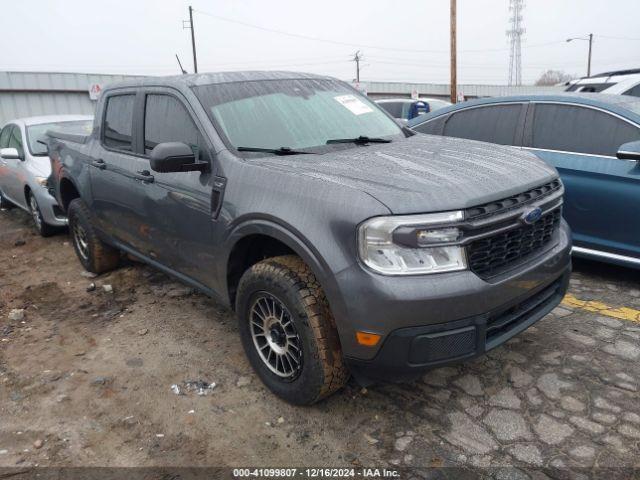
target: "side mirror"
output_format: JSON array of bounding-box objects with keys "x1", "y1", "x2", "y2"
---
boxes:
[
  {"x1": 0, "y1": 147, "x2": 22, "y2": 160},
  {"x1": 617, "y1": 140, "x2": 640, "y2": 161},
  {"x1": 149, "y1": 142, "x2": 206, "y2": 173}
]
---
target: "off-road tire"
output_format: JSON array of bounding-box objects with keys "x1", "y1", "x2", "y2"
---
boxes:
[
  {"x1": 236, "y1": 255, "x2": 349, "y2": 405},
  {"x1": 67, "y1": 198, "x2": 120, "y2": 274},
  {"x1": 28, "y1": 191, "x2": 57, "y2": 237}
]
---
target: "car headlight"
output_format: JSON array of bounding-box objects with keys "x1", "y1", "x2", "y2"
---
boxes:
[
  {"x1": 35, "y1": 176, "x2": 48, "y2": 187},
  {"x1": 358, "y1": 211, "x2": 467, "y2": 275}
]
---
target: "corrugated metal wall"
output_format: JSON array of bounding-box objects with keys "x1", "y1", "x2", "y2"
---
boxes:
[
  {"x1": 0, "y1": 71, "x2": 143, "y2": 125},
  {"x1": 0, "y1": 92, "x2": 95, "y2": 125}
]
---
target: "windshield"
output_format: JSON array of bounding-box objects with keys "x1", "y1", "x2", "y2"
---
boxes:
[
  {"x1": 27, "y1": 120, "x2": 93, "y2": 156},
  {"x1": 193, "y1": 79, "x2": 403, "y2": 153}
]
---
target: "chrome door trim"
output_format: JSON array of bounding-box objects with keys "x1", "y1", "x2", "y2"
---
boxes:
[{"x1": 572, "y1": 246, "x2": 640, "y2": 267}]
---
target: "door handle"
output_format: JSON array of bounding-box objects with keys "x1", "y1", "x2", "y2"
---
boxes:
[
  {"x1": 90, "y1": 159, "x2": 106, "y2": 170},
  {"x1": 134, "y1": 170, "x2": 155, "y2": 183}
]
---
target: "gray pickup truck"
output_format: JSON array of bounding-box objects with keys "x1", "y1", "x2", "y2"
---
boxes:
[{"x1": 47, "y1": 71, "x2": 571, "y2": 405}]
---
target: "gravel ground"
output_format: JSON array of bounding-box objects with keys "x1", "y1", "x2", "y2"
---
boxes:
[{"x1": 1, "y1": 206, "x2": 639, "y2": 477}]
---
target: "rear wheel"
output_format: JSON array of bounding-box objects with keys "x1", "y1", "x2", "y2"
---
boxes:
[
  {"x1": 28, "y1": 192, "x2": 57, "y2": 237},
  {"x1": 67, "y1": 198, "x2": 120, "y2": 273},
  {"x1": 236, "y1": 255, "x2": 349, "y2": 405}
]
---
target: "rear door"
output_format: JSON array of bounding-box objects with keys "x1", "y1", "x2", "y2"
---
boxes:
[
  {"x1": 524, "y1": 102, "x2": 640, "y2": 258},
  {"x1": 89, "y1": 91, "x2": 149, "y2": 250}
]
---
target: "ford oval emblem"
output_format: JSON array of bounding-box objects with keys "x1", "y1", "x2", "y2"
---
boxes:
[{"x1": 521, "y1": 207, "x2": 542, "y2": 225}]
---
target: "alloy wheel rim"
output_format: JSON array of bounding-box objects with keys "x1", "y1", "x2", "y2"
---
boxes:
[
  {"x1": 29, "y1": 195, "x2": 42, "y2": 230},
  {"x1": 72, "y1": 222, "x2": 90, "y2": 261},
  {"x1": 250, "y1": 292, "x2": 302, "y2": 379}
]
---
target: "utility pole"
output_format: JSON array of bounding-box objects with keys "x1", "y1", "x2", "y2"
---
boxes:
[
  {"x1": 587, "y1": 33, "x2": 593, "y2": 77},
  {"x1": 188, "y1": 6, "x2": 198, "y2": 73},
  {"x1": 450, "y1": 0, "x2": 457, "y2": 103},
  {"x1": 353, "y1": 51, "x2": 362, "y2": 83},
  {"x1": 566, "y1": 34, "x2": 594, "y2": 77}
]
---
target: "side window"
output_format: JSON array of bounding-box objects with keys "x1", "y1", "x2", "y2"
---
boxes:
[
  {"x1": 412, "y1": 116, "x2": 446, "y2": 135},
  {"x1": 443, "y1": 104, "x2": 522, "y2": 146},
  {"x1": 0, "y1": 126, "x2": 12, "y2": 148},
  {"x1": 103, "y1": 94, "x2": 135, "y2": 151},
  {"x1": 8, "y1": 126, "x2": 24, "y2": 157},
  {"x1": 378, "y1": 102, "x2": 403, "y2": 119},
  {"x1": 531, "y1": 104, "x2": 640, "y2": 157},
  {"x1": 144, "y1": 94, "x2": 203, "y2": 158},
  {"x1": 623, "y1": 84, "x2": 640, "y2": 98}
]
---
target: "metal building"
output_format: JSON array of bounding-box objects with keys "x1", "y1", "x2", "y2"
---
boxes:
[
  {"x1": 0, "y1": 71, "x2": 565, "y2": 126},
  {"x1": 0, "y1": 71, "x2": 142, "y2": 126}
]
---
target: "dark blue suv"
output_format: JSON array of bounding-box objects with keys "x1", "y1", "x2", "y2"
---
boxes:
[{"x1": 409, "y1": 93, "x2": 640, "y2": 269}]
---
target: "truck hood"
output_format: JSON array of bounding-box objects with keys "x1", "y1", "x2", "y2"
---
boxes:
[{"x1": 254, "y1": 134, "x2": 558, "y2": 214}]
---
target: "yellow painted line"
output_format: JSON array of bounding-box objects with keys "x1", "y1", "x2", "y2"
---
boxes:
[{"x1": 561, "y1": 293, "x2": 640, "y2": 324}]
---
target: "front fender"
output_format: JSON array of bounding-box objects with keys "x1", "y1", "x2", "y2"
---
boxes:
[{"x1": 221, "y1": 216, "x2": 352, "y2": 345}]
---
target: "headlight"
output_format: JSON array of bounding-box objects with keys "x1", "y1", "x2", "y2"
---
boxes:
[
  {"x1": 358, "y1": 211, "x2": 467, "y2": 275},
  {"x1": 35, "y1": 176, "x2": 48, "y2": 187}
]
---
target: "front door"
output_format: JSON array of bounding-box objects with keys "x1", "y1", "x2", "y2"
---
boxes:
[
  {"x1": 0, "y1": 125, "x2": 15, "y2": 201},
  {"x1": 135, "y1": 90, "x2": 216, "y2": 286},
  {"x1": 2, "y1": 125, "x2": 27, "y2": 207},
  {"x1": 526, "y1": 102, "x2": 640, "y2": 258}
]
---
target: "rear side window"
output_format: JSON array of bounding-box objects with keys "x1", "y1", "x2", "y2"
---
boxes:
[
  {"x1": 144, "y1": 94, "x2": 202, "y2": 157},
  {"x1": 576, "y1": 83, "x2": 614, "y2": 93},
  {"x1": 443, "y1": 104, "x2": 522, "y2": 146},
  {"x1": 378, "y1": 101, "x2": 403, "y2": 118},
  {"x1": 412, "y1": 116, "x2": 447, "y2": 135},
  {"x1": 0, "y1": 126, "x2": 12, "y2": 148},
  {"x1": 623, "y1": 84, "x2": 640, "y2": 98},
  {"x1": 103, "y1": 94, "x2": 135, "y2": 151},
  {"x1": 531, "y1": 104, "x2": 640, "y2": 157}
]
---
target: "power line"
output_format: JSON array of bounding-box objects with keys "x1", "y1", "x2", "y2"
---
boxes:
[
  {"x1": 597, "y1": 35, "x2": 640, "y2": 41},
  {"x1": 192, "y1": 8, "x2": 565, "y2": 54}
]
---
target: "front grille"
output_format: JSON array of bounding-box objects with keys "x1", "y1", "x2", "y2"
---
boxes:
[
  {"x1": 468, "y1": 208, "x2": 561, "y2": 279},
  {"x1": 466, "y1": 179, "x2": 562, "y2": 221}
]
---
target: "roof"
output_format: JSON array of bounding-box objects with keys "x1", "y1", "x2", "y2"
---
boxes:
[
  {"x1": 5, "y1": 114, "x2": 93, "y2": 127},
  {"x1": 103, "y1": 71, "x2": 334, "y2": 93},
  {"x1": 407, "y1": 92, "x2": 640, "y2": 127}
]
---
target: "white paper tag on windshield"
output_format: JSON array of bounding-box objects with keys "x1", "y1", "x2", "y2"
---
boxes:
[{"x1": 334, "y1": 94, "x2": 373, "y2": 115}]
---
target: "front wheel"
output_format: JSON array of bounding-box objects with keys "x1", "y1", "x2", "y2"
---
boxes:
[
  {"x1": 0, "y1": 190, "x2": 13, "y2": 209},
  {"x1": 236, "y1": 255, "x2": 349, "y2": 405},
  {"x1": 28, "y1": 192, "x2": 57, "y2": 237},
  {"x1": 67, "y1": 199, "x2": 120, "y2": 274}
]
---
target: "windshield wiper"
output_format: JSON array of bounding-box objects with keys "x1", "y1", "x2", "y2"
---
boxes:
[
  {"x1": 237, "y1": 146, "x2": 315, "y2": 155},
  {"x1": 326, "y1": 136, "x2": 392, "y2": 145}
]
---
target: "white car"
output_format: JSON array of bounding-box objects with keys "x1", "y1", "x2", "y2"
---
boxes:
[
  {"x1": 0, "y1": 115, "x2": 93, "y2": 236},
  {"x1": 375, "y1": 98, "x2": 452, "y2": 123},
  {"x1": 565, "y1": 68, "x2": 640, "y2": 97}
]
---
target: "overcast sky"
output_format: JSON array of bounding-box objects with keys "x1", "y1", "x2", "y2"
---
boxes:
[{"x1": 3, "y1": 0, "x2": 639, "y2": 85}]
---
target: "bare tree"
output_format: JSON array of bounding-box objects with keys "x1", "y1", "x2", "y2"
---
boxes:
[{"x1": 535, "y1": 70, "x2": 574, "y2": 86}]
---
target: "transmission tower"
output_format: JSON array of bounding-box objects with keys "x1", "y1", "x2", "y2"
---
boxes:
[{"x1": 507, "y1": 0, "x2": 525, "y2": 86}]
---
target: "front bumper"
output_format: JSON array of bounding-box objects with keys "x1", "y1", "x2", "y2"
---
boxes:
[
  {"x1": 331, "y1": 220, "x2": 572, "y2": 378},
  {"x1": 346, "y1": 267, "x2": 570, "y2": 382},
  {"x1": 34, "y1": 185, "x2": 67, "y2": 227}
]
